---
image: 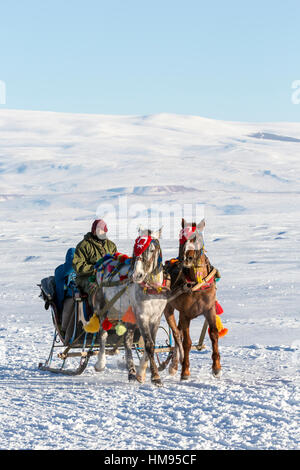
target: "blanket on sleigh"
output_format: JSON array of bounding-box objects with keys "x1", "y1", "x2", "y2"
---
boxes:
[{"x1": 83, "y1": 252, "x2": 136, "y2": 334}]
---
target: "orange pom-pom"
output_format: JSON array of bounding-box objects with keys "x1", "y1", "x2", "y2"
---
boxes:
[
  {"x1": 218, "y1": 327, "x2": 228, "y2": 338},
  {"x1": 122, "y1": 306, "x2": 136, "y2": 324}
]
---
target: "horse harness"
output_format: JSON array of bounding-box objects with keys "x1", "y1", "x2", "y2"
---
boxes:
[
  {"x1": 92, "y1": 237, "x2": 220, "y2": 320},
  {"x1": 131, "y1": 238, "x2": 170, "y2": 295}
]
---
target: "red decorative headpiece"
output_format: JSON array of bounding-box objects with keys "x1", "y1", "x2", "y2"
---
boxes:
[
  {"x1": 134, "y1": 235, "x2": 152, "y2": 257},
  {"x1": 179, "y1": 226, "x2": 197, "y2": 245}
]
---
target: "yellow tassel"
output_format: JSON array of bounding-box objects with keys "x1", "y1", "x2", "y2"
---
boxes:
[
  {"x1": 194, "y1": 267, "x2": 203, "y2": 284},
  {"x1": 215, "y1": 315, "x2": 228, "y2": 338},
  {"x1": 83, "y1": 313, "x2": 100, "y2": 333}
]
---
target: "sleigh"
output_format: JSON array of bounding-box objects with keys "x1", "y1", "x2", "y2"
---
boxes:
[
  {"x1": 38, "y1": 278, "x2": 210, "y2": 377},
  {"x1": 37, "y1": 277, "x2": 136, "y2": 375},
  {"x1": 37, "y1": 276, "x2": 186, "y2": 376}
]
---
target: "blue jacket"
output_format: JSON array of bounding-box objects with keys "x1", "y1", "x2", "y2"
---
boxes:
[{"x1": 54, "y1": 248, "x2": 76, "y2": 312}]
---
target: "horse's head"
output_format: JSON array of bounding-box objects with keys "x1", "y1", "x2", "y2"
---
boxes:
[
  {"x1": 131, "y1": 227, "x2": 163, "y2": 284},
  {"x1": 179, "y1": 218, "x2": 205, "y2": 268}
]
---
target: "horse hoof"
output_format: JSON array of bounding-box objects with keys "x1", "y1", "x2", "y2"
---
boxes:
[
  {"x1": 128, "y1": 373, "x2": 137, "y2": 382},
  {"x1": 152, "y1": 378, "x2": 163, "y2": 387},
  {"x1": 94, "y1": 364, "x2": 105, "y2": 372},
  {"x1": 168, "y1": 366, "x2": 178, "y2": 376},
  {"x1": 212, "y1": 368, "x2": 222, "y2": 378},
  {"x1": 181, "y1": 375, "x2": 190, "y2": 381},
  {"x1": 136, "y1": 374, "x2": 144, "y2": 384}
]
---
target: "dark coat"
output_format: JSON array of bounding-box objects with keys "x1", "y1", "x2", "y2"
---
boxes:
[{"x1": 72, "y1": 232, "x2": 117, "y2": 283}]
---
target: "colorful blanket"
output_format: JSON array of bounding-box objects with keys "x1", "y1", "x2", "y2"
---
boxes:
[{"x1": 95, "y1": 252, "x2": 132, "y2": 283}]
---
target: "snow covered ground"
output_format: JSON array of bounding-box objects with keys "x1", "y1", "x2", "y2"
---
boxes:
[{"x1": 0, "y1": 109, "x2": 299, "y2": 449}]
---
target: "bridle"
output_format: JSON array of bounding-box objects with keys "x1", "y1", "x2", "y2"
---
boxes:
[
  {"x1": 181, "y1": 229, "x2": 205, "y2": 267},
  {"x1": 172, "y1": 227, "x2": 210, "y2": 289}
]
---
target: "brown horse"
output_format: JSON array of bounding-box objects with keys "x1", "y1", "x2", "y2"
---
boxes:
[{"x1": 164, "y1": 218, "x2": 222, "y2": 380}]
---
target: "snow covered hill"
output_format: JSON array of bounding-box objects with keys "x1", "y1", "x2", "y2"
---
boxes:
[{"x1": 0, "y1": 109, "x2": 299, "y2": 449}]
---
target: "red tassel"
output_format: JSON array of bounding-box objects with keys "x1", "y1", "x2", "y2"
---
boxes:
[
  {"x1": 215, "y1": 301, "x2": 223, "y2": 315},
  {"x1": 102, "y1": 318, "x2": 113, "y2": 331}
]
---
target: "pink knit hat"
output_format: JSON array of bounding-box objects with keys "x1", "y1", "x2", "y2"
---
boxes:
[{"x1": 91, "y1": 219, "x2": 108, "y2": 235}]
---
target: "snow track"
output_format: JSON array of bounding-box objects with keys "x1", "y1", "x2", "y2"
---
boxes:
[{"x1": 0, "y1": 333, "x2": 298, "y2": 449}]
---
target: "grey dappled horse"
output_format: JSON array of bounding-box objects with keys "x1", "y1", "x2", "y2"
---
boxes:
[{"x1": 93, "y1": 228, "x2": 167, "y2": 386}]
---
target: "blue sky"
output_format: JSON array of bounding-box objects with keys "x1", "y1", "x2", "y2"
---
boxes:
[{"x1": 0, "y1": 0, "x2": 299, "y2": 121}]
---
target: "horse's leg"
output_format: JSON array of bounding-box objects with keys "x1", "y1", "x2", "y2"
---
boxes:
[
  {"x1": 148, "y1": 320, "x2": 164, "y2": 386},
  {"x1": 164, "y1": 304, "x2": 184, "y2": 376},
  {"x1": 204, "y1": 308, "x2": 221, "y2": 377},
  {"x1": 94, "y1": 328, "x2": 108, "y2": 372},
  {"x1": 92, "y1": 287, "x2": 108, "y2": 372},
  {"x1": 170, "y1": 322, "x2": 184, "y2": 376},
  {"x1": 136, "y1": 320, "x2": 161, "y2": 386},
  {"x1": 136, "y1": 349, "x2": 148, "y2": 384},
  {"x1": 180, "y1": 315, "x2": 192, "y2": 381},
  {"x1": 124, "y1": 324, "x2": 137, "y2": 382},
  {"x1": 146, "y1": 336, "x2": 162, "y2": 386}
]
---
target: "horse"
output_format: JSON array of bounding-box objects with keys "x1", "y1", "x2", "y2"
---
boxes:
[
  {"x1": 163, "y1": 218, "x2": 222, "y2": 380},
  {"x1": 93, "y1": 227, "x2": 168, "y2": 386}
]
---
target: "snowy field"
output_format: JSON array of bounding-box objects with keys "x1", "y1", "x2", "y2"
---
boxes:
[{"x1": 0, "y1": 109, "x2": 299, "y2": 450}]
